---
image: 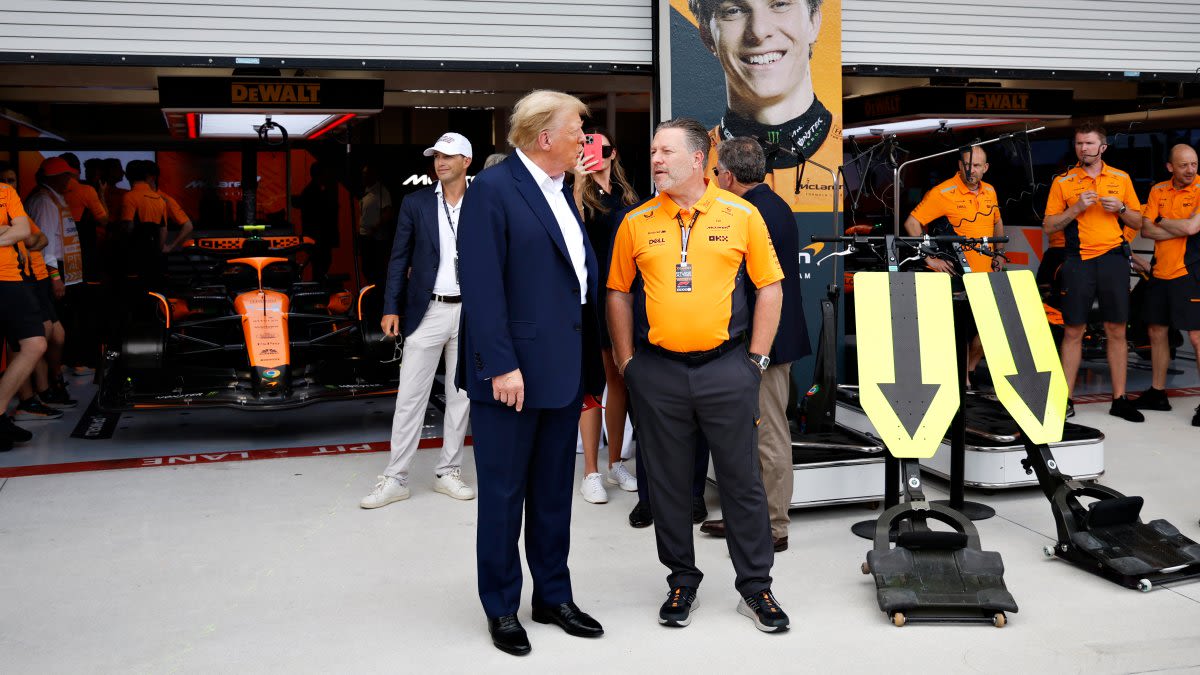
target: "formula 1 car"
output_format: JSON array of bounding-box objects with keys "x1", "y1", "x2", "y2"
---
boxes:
[{"x1": 97, "y1": 228, "x2": 398, "y2": 411}]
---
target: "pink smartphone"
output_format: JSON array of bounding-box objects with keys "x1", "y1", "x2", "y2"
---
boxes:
[{"x1": 582, "y1": 134, "x2": 605, "y2": 168}]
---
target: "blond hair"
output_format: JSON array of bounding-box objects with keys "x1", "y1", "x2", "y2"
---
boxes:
[{"x1": 507, "y1": 90, "x2": 588, "y2": 150}]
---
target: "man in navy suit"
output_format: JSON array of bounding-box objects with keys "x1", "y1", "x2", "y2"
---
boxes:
[
  {"x1": 360, "y1": 132, "x2": 475, "y2": 509},
  {"x1": 458, "y1": 91, "x2": 605, "y2": 656}
]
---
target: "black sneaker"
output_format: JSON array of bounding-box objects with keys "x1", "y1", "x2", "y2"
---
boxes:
[
  {"x1": 0, "y1": 414, "x2": 33, "y2": 443},
  {"x1": 629, "y1": 501, "x2": 653, "y2": 528},
  {"x1": 1192, "y1": 404, "x2": 1200, "y2": 428},
  {"x1": 14, "y1": 397, "x2": 64, "y2": 421},
  {"x1": 1109, "y1": 396, "x2": 1145, "y2": 423},
  {"x1": 1132, "y1": 387, "x2": 1172, "y2": 411},
  {"x1": 1066, "y1": 398, "x2": 1075, "y2": 418},
  {"x1": 39, "y1": 386, "x2": 78, "y2": 409},
  {"x1": 692, "y1": 495, "x2": 708, "y2": 524},
  {"x1": 737, "y1": 589, "x2": 790, "y2": 633},
  {"x1": 658, "y1": 586, "x2": 698, "y2": 627}
]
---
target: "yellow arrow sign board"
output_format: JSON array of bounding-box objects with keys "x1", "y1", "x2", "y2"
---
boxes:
[
  {"x1": 854, "y1": 272, "x2": 960, "y2": 459},
  {"x1": 965, "y1": 270, "x2": 1067, "y2": 444}
]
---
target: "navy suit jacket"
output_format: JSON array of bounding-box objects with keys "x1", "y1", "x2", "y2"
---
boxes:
[
  {"x1": 743, "y1": 183, "x2": 812, "y2": 364},
  {"x1": 382, "y1": 185, "x2": 444, "y2": 338},
  {"x1": 457, "y1": 153, "x2": 603, "y2": 409}
]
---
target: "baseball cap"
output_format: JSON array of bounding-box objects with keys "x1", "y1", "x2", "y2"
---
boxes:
[
  {"x1": 423, "y1": 132, "x2": 473, "y2": 159},
  {"x1": 40, "y1": 156, "x2": 79, "y2": 176}
]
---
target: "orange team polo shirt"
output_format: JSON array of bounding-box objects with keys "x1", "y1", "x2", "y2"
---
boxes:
[
  {"x1": 909, "y1": 174, "x2": 1002, "y2": 273},
  {"x1": 608, "y1": 180, "x2": 784, "y2": 353},
  {"x1": 121, "y1": 182, "x2": 189, "y2": 226},
  {"x1": 1045, "y1": 163, "x2": 1141, "y2": 260},
  {"x1": 1141, "y1": 178, "x2": 1200, "y2": 280},
  {"x1": 63, "y1": 177, "x2": 107, "y2": 223},
  {"x1": 0, "y1": 183, "x2": 32, "y2": 282}
]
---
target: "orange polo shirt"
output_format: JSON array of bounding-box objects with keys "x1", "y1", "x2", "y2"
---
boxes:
[
  {"x1": 909, "y1": 174, "x2": 1002, "y2": 273},
  {"x1": 63, "y1": 177, "x2": 107, "y2": 223},
  {"x1": 1045, "y1": 162, "x2": 1140, "y2": 260},
  {"x1": 1141, "y1": 178, "x2": 1200, "y2": 280},
  {"x1": 120, "y1": 182, "x2": 189, "y2": 226},
  {"x1": 0, "y1": 183, "x2": 32, "y2": 282},
  {"x1": 608, "y1": 180, "x2": 783, "y2": 352}
]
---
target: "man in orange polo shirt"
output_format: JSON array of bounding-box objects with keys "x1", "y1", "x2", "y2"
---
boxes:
[
  {"x1": 904, "y1": 146, "x2": 1005, "y2": 385},
  {"x1": 608, "y1": 117, "x2": 788, "y2": 633},
  {"x1": 1043, "y1": 122, "x2": 1145, "y2": 421},
  {"x1": 119, "y1": 160, "x2": 193, "y2": 290},
  {"x1": 0, "y1": 169, "x2": 48, "y2": 451},
  {"x1": 1132, "y1": 144, "x2": 1200, "y2": 426}
]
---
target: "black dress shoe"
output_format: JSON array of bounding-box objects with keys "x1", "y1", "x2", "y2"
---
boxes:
[
  {"x1": 700, "y1": 519, "x2": 726, "y2": 537},
  {"x1": 629, "y1": 501, "x2": 653, "y2": 528},
  {"x1": 487, "y1": 614, "x2": 531, "y2": 656},
  {"x1": 531, "y1": 601, "x2": 604, "y2": 638}
]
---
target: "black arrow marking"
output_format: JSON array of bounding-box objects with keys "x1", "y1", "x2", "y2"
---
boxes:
[
  {"x1": 878, "y1": 274, "x2": 942, "y2": 438},
  {"x1": 990, "y1": 273, "x2": 1052, "y2": 424}
]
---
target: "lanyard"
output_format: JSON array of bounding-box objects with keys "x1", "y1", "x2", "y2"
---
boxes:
[
  {"x1": 676, "y1": 210, "x2": 699, "y2": 264},
  {"x1": 440, "y1": 193, "x2": 459, "y2": 241}
]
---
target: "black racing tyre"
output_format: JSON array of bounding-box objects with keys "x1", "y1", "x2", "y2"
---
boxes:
[{"x1": 121, "y1": 322, "x2": 165, "y2": 371}]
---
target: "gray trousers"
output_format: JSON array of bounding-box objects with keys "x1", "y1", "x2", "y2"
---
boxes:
[{"x1": 624, "y1": 346, "x2": 774, "y2": 597}]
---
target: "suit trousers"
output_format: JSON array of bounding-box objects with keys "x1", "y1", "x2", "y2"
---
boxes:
[
  {"x1": 384, "y1": 300, "x2": 469, "y2": 480},
  {"x1": 474, "y1": 393, "x2": 582, "y2": 618},
  {"x1": 757, "y1": 363, "x2": 793, "y2": 540},
  {"x1": 625, "y1": 347, "x2": 774, "y2": 597}
]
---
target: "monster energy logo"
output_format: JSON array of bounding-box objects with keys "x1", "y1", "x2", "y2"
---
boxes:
[{"x1": 766, "y1": 130, "x2": 780, "y2": 143}]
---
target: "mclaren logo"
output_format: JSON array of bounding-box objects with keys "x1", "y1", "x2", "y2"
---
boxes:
[
  {"x1": 403, "y1": 174, "x2": 477, "y2": 186},
  {"x1": 185, "y1": 177, "x2": 262, "y2": 190},
  {"x1": 796, "y1": 242, "x2": 824, "y2": 280}
]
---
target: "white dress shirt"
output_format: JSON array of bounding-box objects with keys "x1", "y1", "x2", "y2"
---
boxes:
[
  {"x1": 432, "y1": 181, "x2": 462, "y2": 297},
  {"x1": 515, "y1": 149, "x2": 588, "y2": 303}
]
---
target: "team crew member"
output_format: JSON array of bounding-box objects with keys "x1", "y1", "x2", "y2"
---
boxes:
[
  {"x1": 360, "y1": 132, "x2": 475, "y2": 509},
  {"x1": 13, "y1": 219, "x2": 71, "y2": 420},
  {"x1": 458, "y1": 91, "x2": 605, "y2": 656},
  {"x1": 59, "y1": 153, "x2": 108, "y2": 375},
  {"x1": 690, "y1": 0, "x2": 840, "y2": 211},
  {"x1": 700, "y1": 137, "x2": 809, "y2": 552},
  {"x1": 903, "y1": 146, "x2": 1005, "y2": 383},
  {"x1": 0, "y1": 174, "x2": 48, "y2": 450},
  {"x1": 608, "y1": 118, "x2": 789, "y2": 633},
  {"x1": 1134, "y1": 144, "x2": 1200, "y2": 426},
  {"x1": 119, "y1": 160, "x2": 193, "y2": 290},
  {"x1": 1044, "y1": 123, "x2": 1145, "y2": 422},
  {"x1": 24, "y1": 158, "x2": 82, "y2": 408}
]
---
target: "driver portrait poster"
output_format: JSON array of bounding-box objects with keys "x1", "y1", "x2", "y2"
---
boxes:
[
  {"x1": 667, "y1": 0, "x2": 842, "y2": 213},
  {"x1": 663, "y1": 0, "x2": 842, "y2": 389}
]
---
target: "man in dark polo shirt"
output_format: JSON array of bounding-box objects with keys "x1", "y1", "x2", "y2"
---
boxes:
[
  {"x1": 608, "y1": 117, "x2": 788, "y2": 633},
  {"x1": 700, "y1": 136, "x2": 810, "y2": 552}
]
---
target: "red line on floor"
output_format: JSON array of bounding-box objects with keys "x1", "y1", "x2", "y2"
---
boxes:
[{"x1": 0, "y1": 437, "x2": 470, "y2": 478}]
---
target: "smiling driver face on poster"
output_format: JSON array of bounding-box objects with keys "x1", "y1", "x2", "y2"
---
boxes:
[
  {"x1": 689, "y1": 0, "x2": 834, "y2": 202},
  {"x1": 697, "y1": 0, "x2": 822, "y2": 124}
]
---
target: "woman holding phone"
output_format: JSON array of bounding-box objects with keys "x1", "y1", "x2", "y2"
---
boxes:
[{"x1": 572, "y1": 131, "x2": 640, "y2": 504}]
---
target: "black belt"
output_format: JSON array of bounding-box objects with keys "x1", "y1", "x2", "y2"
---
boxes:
[
  {"x1": 432, "y1": 294, "x2": 462, "y2": 303},
  {"x1": 641, "y1": 333, "x2": 745, "y2": 366}
]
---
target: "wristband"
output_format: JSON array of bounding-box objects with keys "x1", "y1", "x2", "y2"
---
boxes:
[
  {"x1": 618, "y1": 355, "x2": 633, "y2": 375},
  {"x1": 48, "y1": 270, "x2": 60, "y2": 279}
]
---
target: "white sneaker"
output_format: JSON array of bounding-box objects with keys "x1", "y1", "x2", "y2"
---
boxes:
[
  {"x1": 434, "y1": 468, "x2": 476, "y2": 500},
  {"x1": 606, "y1": 462, "x2": 637, "y2": 492},
  {"x1": 580, "y1": 472, "x2": 609, "y2": 504},
  {"x1": 360, "y1": 475, "x2": 410, "y2": 509}
]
